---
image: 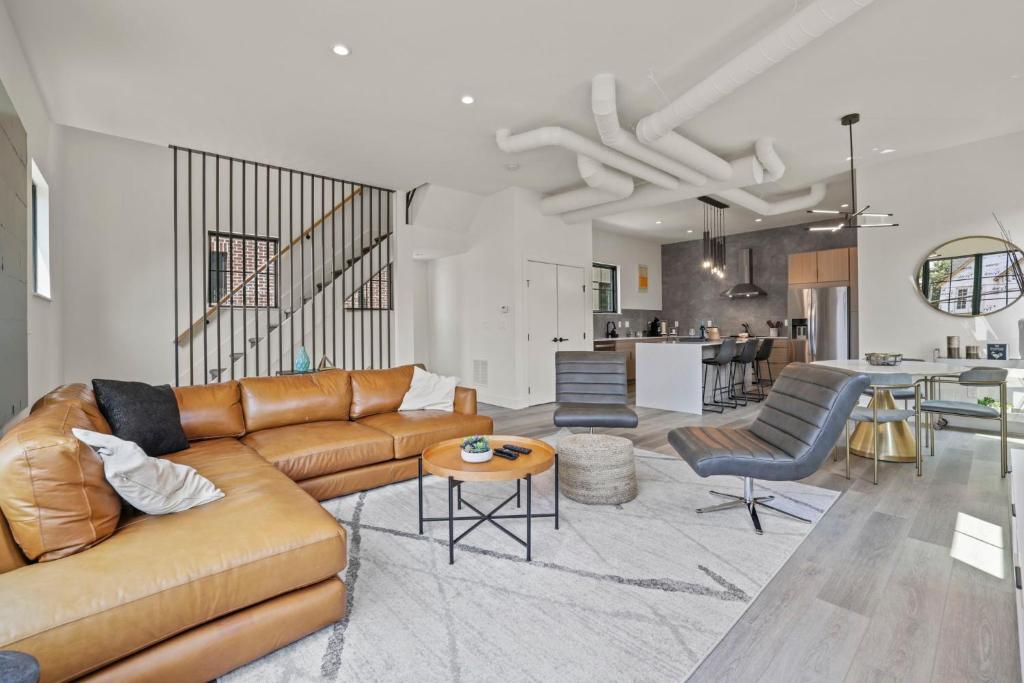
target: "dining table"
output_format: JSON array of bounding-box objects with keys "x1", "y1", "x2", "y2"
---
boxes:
[{"x1": 811, "y1": 359, "x2": 965, "y2": 463}]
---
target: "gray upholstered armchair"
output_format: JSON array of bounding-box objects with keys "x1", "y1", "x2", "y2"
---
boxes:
[
  {"x1": 668, "y1": 363, "x2": 869, "y2": 534},
  {"x1": 553, "y1": 351, "x2": 639, "y2": 431}
]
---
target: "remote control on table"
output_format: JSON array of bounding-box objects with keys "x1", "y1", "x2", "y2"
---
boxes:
[
  {"x1": 503, "y1": 444, "x2": 532, "y2": 455},
  {"x1": 493, "y1": 448, "x2": 519, "y2": 460}
]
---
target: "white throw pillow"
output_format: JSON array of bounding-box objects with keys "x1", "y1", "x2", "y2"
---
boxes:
[
  {"x1": 72, "y1": 428, "x2": 224, "y2": 515},
  {"x1": 399, "y1": 366, "x2": 459, "y2": 412}
]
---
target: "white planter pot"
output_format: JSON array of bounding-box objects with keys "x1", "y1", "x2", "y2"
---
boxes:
[
  {"x1": 461, "y1": 448, "x2": 493, "y2": 463},
  {"x1": 769, "y1": 328, "x2": 779, "y2": 338}
]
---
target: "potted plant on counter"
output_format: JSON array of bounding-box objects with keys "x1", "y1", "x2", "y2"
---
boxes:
[{"x1": 460, "y1": 436, "x2": 492, "y2": 463}]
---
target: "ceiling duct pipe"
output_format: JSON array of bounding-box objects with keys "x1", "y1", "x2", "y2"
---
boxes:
[
  {"x1": 636, "y1": 0, "x2": 877, "y2": 145},
  {"x1": 539, "y1": 155, "x2": 634, "y2": 215},
  {"x1": 716, "y1": 183, "x2": 827, "y2": 215},
  {"x1": 496, "y1": 127, "x2": 679, "y2": 190},
  {"x1": 755, "y1": 137, "x2": 785, "y2": 182},
  {"x1": 591, "y1": 73, "x2": 708, "y2": 186},
  {"x1": 559, "y1": 153, "x2": 771, "y2": 223}
]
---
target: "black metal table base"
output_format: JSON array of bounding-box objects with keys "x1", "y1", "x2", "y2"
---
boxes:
[{"x1": 418, "y1": 455, "x2": 559, "y2": 564}]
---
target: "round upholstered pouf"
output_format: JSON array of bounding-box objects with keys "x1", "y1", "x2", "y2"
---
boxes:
[
  {"x1": 558, "y1": 434, "x2": 637, "y2": 505},
  {"x1": 0, "y1": 651, "x2": 40, "y2": 683}
]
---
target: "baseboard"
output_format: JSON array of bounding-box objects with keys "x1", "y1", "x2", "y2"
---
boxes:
[{"x1": 475, "y1": 389, "x2": 529, "y2": 410}]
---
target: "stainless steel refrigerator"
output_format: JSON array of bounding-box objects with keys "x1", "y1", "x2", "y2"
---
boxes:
[{"x1": 787, "y1": 286, "x2": 850, "y2": 361}]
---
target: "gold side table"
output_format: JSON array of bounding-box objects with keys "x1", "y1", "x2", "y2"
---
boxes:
[{"x1": 848, "y1": 389, "x2": 918, "y2": 463}]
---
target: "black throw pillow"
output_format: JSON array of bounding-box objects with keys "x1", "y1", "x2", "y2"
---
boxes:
[{"x1": 92, "y1": 379, "x2": 189, "y2": 456}]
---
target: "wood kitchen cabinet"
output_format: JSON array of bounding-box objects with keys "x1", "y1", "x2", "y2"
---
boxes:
[
  {"x1": 816, "y1": 247, "x2": 850, "y2": 282},
  {"x1": 615, "y1": 340, "x2": 637, "y2": 381},
  {"x1": 849, "y1": 246, "x2": 859, "y2": 311},
  {"x1": 788, "y1": 252, "x2": 817, "y2": 284}
]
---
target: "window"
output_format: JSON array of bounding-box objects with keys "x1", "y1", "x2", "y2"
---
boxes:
[
  {"x1": 30, "y1": 161, "x2": 51, "y2": 299},
  {"x1": 592, "y1": 263, "x2": 618, "y2": 313},
  {"x1": 345, "y1": 265, "x2": 392, "y2": 310},
  {"x1": 954, "y1": 287, "x2": 969, "y2": 311},
  {"x1": 207, "y1": 232, "x2": 278, "y2": 307}
]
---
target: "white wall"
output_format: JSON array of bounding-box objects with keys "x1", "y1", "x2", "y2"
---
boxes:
[
  {"x1": 421, "y1": 185, "x2": 591, "y2": 408},
  {"x1": 59, "y1": 126, "x2": 173, "y2": 384},
  {"x1": 592, "y1": 226, "x2": 663, "y2": 311},
  {"x1": 859, "y1": 130, "x2": 1024, "y2": 358},
  {"x1": 0, "y1": 2, "x2": 62, "y2": 403}
]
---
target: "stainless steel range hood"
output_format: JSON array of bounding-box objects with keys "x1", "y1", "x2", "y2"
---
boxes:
[{"x1": 722, "y1": 248, "x2": 767, "y2": 298}]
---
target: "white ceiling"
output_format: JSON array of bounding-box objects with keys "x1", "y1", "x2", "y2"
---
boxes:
[{"x1": 6, "y1": 0, "x2": 1024, "y2": 241}]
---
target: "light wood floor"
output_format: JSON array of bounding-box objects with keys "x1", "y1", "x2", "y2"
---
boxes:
[{"x1": 479, "y1": 396, "x2": 1020, "y2": 682}]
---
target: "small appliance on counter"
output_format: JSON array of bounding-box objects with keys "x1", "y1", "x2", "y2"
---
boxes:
[
  {"x1": 605, "y1": 321, "x2": 618, "y2": 339},
  {"x1": 647, "y1": 317, "x2": 662, "y2": 337}
]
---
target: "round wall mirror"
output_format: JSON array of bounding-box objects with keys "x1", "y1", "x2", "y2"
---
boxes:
[{"x1": 916, "y1": 236, "x2": 1024, "y2": 316}]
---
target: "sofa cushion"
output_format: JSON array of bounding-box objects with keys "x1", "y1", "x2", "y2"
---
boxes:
[
  {"x1": 239, "y1": 370, "x2": 351, "y2": 432},
  {"x1": 350, "y1": 365, "x2": 415, "y2": 419},
  {"x1": 242, "y1": 421, "x2": 393, "y2": 481},
  {"x1": 93, "y1": 379, "x2": 189, "y2": 456},
  {"x1": 357, "y1": 410, "x2": 494, "y2": 459},
  {"x1": 0, "y1": 438, "x2": 347, "y2": 683},
  {"x1": 0, "y1": 404, "x2": 122, "y2": 562},
  {"x1": 174, "y1": 380, "x2": 245, "y2": 441}
]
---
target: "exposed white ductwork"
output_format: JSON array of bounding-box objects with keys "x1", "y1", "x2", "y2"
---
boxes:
[
  {"x1": 755, "y1": 138, "x2": 785, "y2": 182},
  {"x1": 539, "y1": 155, "x2": 634, "y2": 215},
  {"x1": 636, "y1": 0, "x2": 877, "y2": 144},
  {"x1": 641, "y1": 134, "x2": 735, "y2": 181},
  {"x1": 716, "y1": 183, "x2": 827, "y2": 215},
  {"x1": 495, "y1": 127, "x2": 679, "y2": 190},
  {"x1": 495, "y1": 0, "x2": 876, "y2": 224},
  {"x1": 591, "y1": 73, "x2": 708, "y2": 186},
  {"x1": 558, "y1": 154, "x2": 778, "y2": 223}
]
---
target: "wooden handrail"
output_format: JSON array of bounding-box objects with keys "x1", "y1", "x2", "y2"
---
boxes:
[{"x1": 176, "y1": 186, "x2": 363, "y2": 345}]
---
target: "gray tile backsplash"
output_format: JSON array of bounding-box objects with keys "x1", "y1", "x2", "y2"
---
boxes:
[
  {"x1": 593, "y1": 309, "x2": 664, "y2": 340},
  {"x1": 661, "y1": 222, "x2": 856, "y2": 338}
]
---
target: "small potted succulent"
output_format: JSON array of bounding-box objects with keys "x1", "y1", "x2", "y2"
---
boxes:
[{"x1": 460, "y1": 435, "x2": 492, "y2": 463}]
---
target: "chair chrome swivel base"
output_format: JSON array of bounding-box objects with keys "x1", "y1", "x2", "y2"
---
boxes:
[{"x1": 696, "y1": 477, "x2": 812, "y2": 535}]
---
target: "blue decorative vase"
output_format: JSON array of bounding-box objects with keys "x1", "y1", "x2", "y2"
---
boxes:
[{"x1": 294, "y1": 346, "x2": 311, "y2": 372}]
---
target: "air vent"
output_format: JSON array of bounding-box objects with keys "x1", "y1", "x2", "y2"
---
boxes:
[{"x1": 473, "y1": 360, "x2": 488, "y2": 386}]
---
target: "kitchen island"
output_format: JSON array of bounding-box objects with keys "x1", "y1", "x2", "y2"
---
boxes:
[{"x1": 632, "y1": 337, "x2": 807, "y2": 414}]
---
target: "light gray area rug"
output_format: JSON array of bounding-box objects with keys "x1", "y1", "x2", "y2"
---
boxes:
[{"x1": 223, "y1": 439, "x2": 839, "y2": 682}]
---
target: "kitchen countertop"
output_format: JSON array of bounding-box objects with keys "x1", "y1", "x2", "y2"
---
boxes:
[{"x1": 595, "y1": 335, "x2": 794, "y2": 343}]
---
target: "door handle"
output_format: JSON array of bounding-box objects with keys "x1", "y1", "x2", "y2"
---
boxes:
[{"x1": 558, "y1": 337, "x2": 568, "y2": 342}]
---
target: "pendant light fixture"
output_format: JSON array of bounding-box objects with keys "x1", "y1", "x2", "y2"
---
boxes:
[
  {"x1": 700, "y1": 195, "x2": 728, "y2": 279},
  {"x1": 807, "y1": 113, "x2": 899, "y2": 230}
]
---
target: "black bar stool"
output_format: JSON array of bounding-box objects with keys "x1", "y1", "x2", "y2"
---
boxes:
[
  {"x1": 731, "y1": 339, "x2": 761, "y2": 404},
  {"x1": 752, "y1": 338, "x2": 775, "y2": 398},
  {"x1": 703, "y1": 338, "x2": 738, "y2": 412}
]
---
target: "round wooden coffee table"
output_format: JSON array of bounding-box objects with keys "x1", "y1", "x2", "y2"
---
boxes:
[{"x1": 418, "y1": 435, "x2": 558, "y2": 564}]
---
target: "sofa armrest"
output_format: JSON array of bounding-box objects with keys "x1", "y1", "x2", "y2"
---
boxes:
[{"x1": 453, "y1": 387, "x2": 478, "y2": 415}]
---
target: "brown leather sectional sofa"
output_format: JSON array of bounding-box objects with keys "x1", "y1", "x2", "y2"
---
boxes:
[{"x1": 0, "y1": 365, "x2": 492, "y2": 682}]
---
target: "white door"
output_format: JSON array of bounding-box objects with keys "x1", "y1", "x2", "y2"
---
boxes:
[
  {"x1": 527, "y1": 261, "x2": 559, "y2": 404},
  {"x1": 556, "y1": 265, "x2": 587, "y2": 350},
  {"x1": 526, "y1": 262, "x2": 590, "y2": 405}
]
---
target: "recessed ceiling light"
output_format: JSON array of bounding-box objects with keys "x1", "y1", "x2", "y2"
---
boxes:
[
  {"x1": 880, "y1": 148, "x2": 895, "y2": 154},
  {"x1": 655, "y1": 220, "x2": 662, "y2": 224},
  {"x1": 332, "y1": 44, "x2": 350, "y2": 56},
  {"x1": 687, "y1": 229, "x2": 693, "y2": 233},
  {"x1": 460, "y1": 94, "x2": 475, "y2": 105},
  {"x1": 840, "y1": 203, "x2": 849, "y2": 208},
  {"x1": 504, "y1": 162, "x2": 520, "y2": 171},
  {"x1": 754, "y1": 218, "x2": 762, "y2": 222}
]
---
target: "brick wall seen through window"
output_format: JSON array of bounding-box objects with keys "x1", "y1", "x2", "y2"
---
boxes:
[{"x1": 208, "y1": 232, "x2": 278, "y2": 307}]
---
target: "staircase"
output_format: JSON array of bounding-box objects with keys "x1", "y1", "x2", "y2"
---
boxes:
[{"x1": 171, "y1": 147, "x2": 396, "y2": 386}]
